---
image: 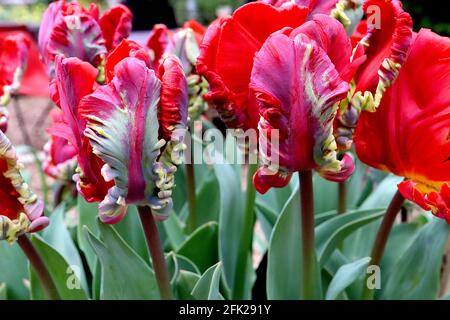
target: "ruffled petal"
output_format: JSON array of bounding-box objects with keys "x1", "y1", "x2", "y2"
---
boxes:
[
  {"x1": 79, "y1": 57, "x2": 176, "y2": 223},
  {"x1": 250, "y1": 32, "x2": 349, "y2": 193},
  {"x1": 146, "y1": 24, "x2": 172, "y2": 70},
  {"x1": 196, "y1": 2, "x2": 309, "y2": 130},
  {"x1": 318, "y1": 153, "x2": 355, "y2": 182},
  {"x1": 0, "y1": 34, "x2": 30, "y2": 106},
  {"x1": 99, "y1": 4, "x2": 132, "y2": 51},
  {"x1": 355, "y1": 29, "x2": 450, "y2": 182},
  {"x1": 0, "y1": 131, "x2": 46, "y2": 243},
  {"x1": 183, "y1": 20, "x2": 206, "y2": 45},
  {"x1": 351, "y1": 0, "x2": 412, "y2": 112}
]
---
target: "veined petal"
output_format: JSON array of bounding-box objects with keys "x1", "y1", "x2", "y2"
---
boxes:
[
  {"x1": 53, "y1": 56, "x2": 111, "y2": 202},
  {"x1": 79, "y1": 57, "x2": 174, "y2": 223},
  {"x1": 351, "y1": 0, "x2": 412, "y2": 112},
  {"x1": 196, "y1": 2, "x2": 309, "y2": 130},
  {"x1": 99, "y1": 4, "x2": 132, "y2": 51},
  {"x1": 0, "y1": 131, "x2": 47, "y2": 243},
  {"x1": 0, "y1": 34, "x2": 30, "y2": 106},
  {"x1": 250, "y1": 32, "x2": 349, "y2": 193}
]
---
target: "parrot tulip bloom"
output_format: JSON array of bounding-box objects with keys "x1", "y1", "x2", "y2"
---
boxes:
[
  {"x1": 43, "y1": 109, "x2": 77, "y2": 181},
  {"x1": 0, "y1": 34, "x2": 30, "y2": 131},
  {"x1": 250, "y1": 16, "x2": 357, "y2": 193},
  {"x1": 38, "y1": 0, "x2": 132, "y2": 77},
  {"x1": 0, "y1": 131, "x2": 48, "y2": 243},
  {"x1": 197, "y1": 2, "x2": 310, "y2": 130},
  {"x1": 79, "y1": 56, "x2": 188, "y2": 223},
  {"x1": 355, "y1": 29, "x2": 450, "y2": 223}
]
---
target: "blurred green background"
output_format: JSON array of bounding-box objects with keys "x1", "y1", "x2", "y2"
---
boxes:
[{"x1": 0, "y1": 0, "x2": 448, "y2": 36}]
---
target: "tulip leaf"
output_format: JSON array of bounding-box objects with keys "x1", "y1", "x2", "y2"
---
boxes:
[
  {"x1": 379, "y1": 218, "x2": 450, "y2": 300},
  {"x1": 0, "y1": 283, "x2": 7, "y2": 300},
  {"x1": 164, "y1": 213, "x2": 187, "y2": 251},
  {"x1": 177, "y1": 222, "x2": 219, "y2": 273},
  {"x1": 191, "y1": 262, "x2": 223, "y2": 300},
  {"x1": 77, "y1": 195, "x2": 100, "y2": 272},
  {"x1": 343, "y1": 175, "x2": 402, "y2": 260},
  {"x1": 84, "y1": 223, "x2": 159, "y2": 299},
  {"x1": 313, "y1": 174, "x2": 338, "y2": 214},
  {"x1": 176, "y1": 270, "x2": 200, "y2": 300},
  {"x1": 267, "y1": 184, "x2": 322, "y2": 299},
  {"x1": 316, "y1": 208, "x2": 385, "y2": 266},
  {"x1": 214, "y1": 162, "x2": 246, "y2": 298},
  {"x1": 0, "y1": 241, "x2": 29, "y2": 300},
  {"x1": 326, "y1": 257, "x2": 371, "y2": 300},
  {"x1": 42, "y1": 204, "x2": 88, "y2": 293},
  {"x1": 29, "y1": 235, "x2": 88, "y2": 300}
]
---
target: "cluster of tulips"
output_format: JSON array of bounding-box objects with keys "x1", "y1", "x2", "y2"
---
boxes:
[{"x1": 0, "y1": 0, "x2": 449, "y2": 300}]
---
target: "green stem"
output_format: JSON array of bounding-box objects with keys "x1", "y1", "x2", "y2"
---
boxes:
[
  {"x1": 233, "y1": 162, "x2": 258, "y2": 300},
  {"x1": 17, "y1": 235, "x2": 60, "y2": 300},
  {"x1": 299, "y1": 170, "x2": 315, "y2": 299},
  {"x1": 186, "y1": 162, "x2": 197, "y2": 233},
  {"x1": 338, "y1": 182, "x2": 347, "y2": 214},
  {"x1": 362, "y1": 191, "x2": 405, "y2": 300},
  {"x1": 138, "y1": 206, "x2": 174, "y2": 300}
]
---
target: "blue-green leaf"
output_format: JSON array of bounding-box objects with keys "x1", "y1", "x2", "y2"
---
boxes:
[
  {"x1": 191, "y1": 262, "x2": 223, "y2": 300},
  {"x1": 0, "y1": 241, "x2": 29, "y2": 300}
]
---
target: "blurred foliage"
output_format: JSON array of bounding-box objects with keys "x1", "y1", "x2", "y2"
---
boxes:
[
  {"x1": 170, "y1": 0, "x2": 246, "y2": 24},
  {"x1": 403, "y1": 0, "x2": 450, "y2": 36}
]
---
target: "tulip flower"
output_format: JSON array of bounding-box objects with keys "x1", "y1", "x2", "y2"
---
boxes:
[
  {"x1": 0, "y1": 34, "x2": 30, "y2": 131},
  {"x1": 38, "y1": 0, "x2": 132, "y2": 77},
  {"x1": 0, "y1": 131, "x2": 48, "y2": 243},
  {"x1": 355, "y1": 29, "x2": 450, "y2": 223},
  {"x1": 197, "y1": 2, "x2": 310, "y2": 131},
  {"x1": 43, "y1": 109, "x2": 77, "y2": 181},
  {"x1": 261, "y1": 0, "x2": 339, "y2": 17},
  {"x1": 251, "y1": 14, "x2": 362, "y2": 194}
]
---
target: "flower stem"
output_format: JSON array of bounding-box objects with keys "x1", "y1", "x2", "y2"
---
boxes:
[
  {"x1": 362, "y1": 191, "x2": 405, "y2": 299},
  {"x1": 186, "y1": 162, "x2": 197, "y2": 233},
  {"x1": 233, "y1": 162, "x2": 258, "y2": 300},
  {"x1": 338, "y1": 182, "x2": 347, "y2": 214},
  {"x1": 138, "y1": 206, "x2": 174, "y2": 300},
  {"x1": 17, "y1": 235, "x2": 60, "y2": 300},
  {"x1": 299, "y1": 170, "x2": 316, "y2": 299}
]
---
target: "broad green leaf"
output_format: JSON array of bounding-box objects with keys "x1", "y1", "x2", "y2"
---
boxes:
[
  {"x1": 42, "y1": 204, "x2": 88, "y2": 293},
  {"x1": 214, "y1": 162, "x2": 245, "y2": 298},
  {"x1": 92, "y1": 259, "x2": 101, "y2": 300},
  {"x1": 84, "y1": 223, "x2": 159, "y2": 299},
  {"x1": 113, "y1": 206, "x2": 149, "y2": 262},
  {"x1": 267, "y1": 185, "x2": 322, "y2": 299},
  {"x1": 343, "y1": 175, "x2": 402, "y2": 260},
  {"x1": 29, "y1": 235, "x2": 88, "y2": 300},
  {"x1": 164, "y1": 213, "x2": 187, "y2": 250},
  {"x1": 176, "y1": 254, "x2": 201, "y2": 275},
  {"x1": 0, "y1": 283, "x2": 6, "y2": 300},
  {"x1": 176, "y1": 270, "x2": 200, "y2": 300},
  {"x1": 346, "y1": 157, "x2": 370, "y2": 208},
  {"x1": 177, "y1": 222, "x2": 219, "y2": 273},
  {"x1": 313, "y1": 174, "x2": 338, "y2": 214},
  {"x1": 380, "y1": 219, "x2": 450, "y2": 300},
  {"x1": 316, "y1": 209, "x2": 385, "y2": 266},
  {"x1": 191, "y1": 262, "x2": 223, "y2": 300},
  {"x1": 0, "y1": 241, "x2": 29, "y2": 300},
  {"x1": 326, "y1": 257, "x2": 371, "y2": 300},
  {"x1": 315, "y1": 210, "x2": 338, "y2": 226},
  {"x1": 77, "y1": 195, "x2": 99, "y2": 272}
]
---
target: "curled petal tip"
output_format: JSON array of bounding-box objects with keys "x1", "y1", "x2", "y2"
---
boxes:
[
  {"x1": 319, "y1": 153, "x2": 355, "y2": 182},
  {"x1": 28, "y1": 216, "x2": 50, "y2": 233},
  {"x1": 253, "y1": 167, "x2": 292, "y2": 194}
]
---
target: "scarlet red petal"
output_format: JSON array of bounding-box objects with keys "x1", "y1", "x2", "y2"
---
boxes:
[
  {"x1": 146, "y1": 24, "x2": 172, "y2": 69},
  {"x1": 99, "y1": 4, "x2": 132, "y2": 51}
]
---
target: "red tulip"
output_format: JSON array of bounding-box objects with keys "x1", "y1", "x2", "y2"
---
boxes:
[
  {"x1": 38, "y1": 0, "x2": 132, "y2": 77},
  {"x1": 250, "y1": 15, "x2": 357, "y2": 193},
  {"x1": 355, "y1": 29, "x2": 450, "y2": 223},
  {"x1": 0, "y1": 131, "x2": 48, "y2": 243},
  {"x1": 43, "y1": 109, "x2": 77, "y2": 181},
  {"x1": 196, "y1": 2, "x2": 309, "y2": 130},
  {"x1": 0, "y1": 34, "x2": 30, "y2": 131}
]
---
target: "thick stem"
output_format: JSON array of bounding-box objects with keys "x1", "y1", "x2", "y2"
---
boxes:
[
  {"x1": 17, "y1": 235, "x2": 60, "y2": 300},
  {"x1": 338, "y1": 182, "x2": 347, "y2": 214},
  {"x1": 362, "y1": 191, "x2": 405, "y2": 299},
  {"x1": 299, "y1": 170, "x2": 315, "y2": 299},
  {"x1": 186, "y1": 162, "x2": 197, "y2": 232},
  {"x1": 138, "y1": 206, "x2": 173, "y2": 300},
  {"x1": 233, "y1": 162, "x2": 258, "y2": 300}
]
